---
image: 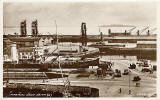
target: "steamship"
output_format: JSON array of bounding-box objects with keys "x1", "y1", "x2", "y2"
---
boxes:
[
  {"x1": 88, "y1": 27, "x2": 156, "y2": 54},
  {"x1": 3, "y1": 21, "x2": 100, "y2": 97},
  {"x1": 3, "y1": 21, "x2": 99, "y2": 69},
  {"x1": 90, "y1": 42, "x2": 156, "y2": 54}
]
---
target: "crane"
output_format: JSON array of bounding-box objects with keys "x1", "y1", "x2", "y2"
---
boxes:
[
  {"x1": 139, "y1": 26, "x2": 149, "y2": 34},
  {"x1": 127, "y1": 26, "x2": 136, "y2": 33},
  {"x1": 150, "y1": 28, "x2": 157, "y2": 34}
]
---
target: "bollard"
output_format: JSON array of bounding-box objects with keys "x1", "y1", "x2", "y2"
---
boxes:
[{"x1": 43, "y1": 79, "x2": 45, "y2": 83}]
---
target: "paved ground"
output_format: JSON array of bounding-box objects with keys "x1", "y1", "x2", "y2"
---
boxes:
[{"x1": 68, "y1": 60, "x2": 156, "y2": 97}]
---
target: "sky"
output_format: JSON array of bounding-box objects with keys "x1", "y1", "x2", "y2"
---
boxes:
[{"x1": 3, "y1": 1, "x2": 157, "y2": 35}]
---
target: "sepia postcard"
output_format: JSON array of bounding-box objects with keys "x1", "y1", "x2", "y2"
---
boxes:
[{"x1": 1, "y1": 0, "x2": 160, "y2": 99}]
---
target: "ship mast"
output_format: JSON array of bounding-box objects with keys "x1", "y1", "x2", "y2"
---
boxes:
[
  {"x1": 55, "y1": 20, "x2": 64, "y2": 82},
  {"x1": 55, "y1": 21, "x2": 70, "y2": 97}
]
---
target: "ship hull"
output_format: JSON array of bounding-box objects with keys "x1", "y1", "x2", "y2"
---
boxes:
[
  {"x1": 89, "y1": 44, "x2": 156, "y2": 55},
  {"x1": 99, "y1": 47, "x2": 156, "y2": 55},
  {"x1": 107, "y1": 47, "x2": 156, "y2": 54},
  {"x1": 3, "y1": 58, "x2": 99, "y2": 69},
  {"x1": 51, "y1": 50, "x2": 99, "y2": 58}
]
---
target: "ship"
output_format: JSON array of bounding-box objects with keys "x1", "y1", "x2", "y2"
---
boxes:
[
  {"x1": 3, "y1": 22, "x2": 100, "y2": 97},
  {"x1": 89, "y1": 41, "x2": 156, "y2": 55},
  {"x1": 51, "y1": 48, "x2": 99, "y2": 58},
  {"x1": 3, "y1": 56, "x2": 100, "y2": 97},
  {"x1": 3, "y1": 57, "x2": 99, "y2": 69},
  {"x1": 107, "y1": 42, "x2": 156, "y2": 55}
]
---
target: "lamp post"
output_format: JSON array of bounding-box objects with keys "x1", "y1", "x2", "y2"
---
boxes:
[
  {"x1": 128, "y1": 70, "x2": 131, "y2": 95},
  {"x1": 6, "y1": 65, "x2": 9, "y2": 83}
]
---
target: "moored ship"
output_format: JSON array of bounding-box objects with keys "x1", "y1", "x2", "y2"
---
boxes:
[
  {"x1": 89, "y1": 41, "x2": 156, "y2": 55},
  {"x1": 107, "y1": 41, "x2": 156, "y2": 54},
  {"x1": 3, "y1": 57, "x2": 99, "y2": 69}
]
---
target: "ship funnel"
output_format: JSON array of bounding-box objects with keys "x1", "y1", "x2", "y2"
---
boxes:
[
  {"x1": 20, "y1": 20, "x2": 27, "y2": 37},
  {"x1": 32, "y1": 20, "x2": 38, "y2": 37},
  {"x1": 108, "y1": 29, "x2": 111, "y2": 36},
  {"x1": 147, "y1": 30, "x2": 150, "y2": 36},
  {"x1": 137, "y1": 30, "x2": 140, "y2": 36},
  {"x1": 124, "y1": 30, "x2": 127, "y2": 36},
  {"x1": 81, "y1": 22, "x2": 87, "y2": 46},
  {"x1": 100, "y1": 32, "x2": 103, "y2": 42}
]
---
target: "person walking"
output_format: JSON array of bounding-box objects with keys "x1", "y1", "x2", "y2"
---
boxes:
[{"x1": 119, "y1": 88, "x2": 121, "y2": 93}]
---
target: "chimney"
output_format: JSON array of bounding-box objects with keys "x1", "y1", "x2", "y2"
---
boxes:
[
  {"x1": 147, "y1": 30, "x2": 150, "y2": 36},
  {"x1": 32, "y1": 20, "x2": 38, "y2": 37},
  {"x1": 108, "y1": 29, "x2": 111, "y2": 36},
  {"x1": 137, "y1": 30, "x2": 140, "y2": 36},
  {"x1": 20, "y1": 20, "x2": 27, "y2": 37},
  {"x1": 100, "y1": 32, "x2": 103, "y2": 42},
  {"x1": 81, "y1": 22, "x2": 87, "y2": 46},
  {"x1": 124, "y1": 30, "x2": 127, "y2": 36}
]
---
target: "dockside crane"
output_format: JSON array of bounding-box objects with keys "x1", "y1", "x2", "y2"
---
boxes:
[
  {"x1": 139, "y1": 26, "x2": 149, "y2": 34},
  {"x1": 127, "y1": 26, "x2": 136, "y2": 33},
  {"x1": 150, "y1": 28, "x2": 157, "y2": 34}
]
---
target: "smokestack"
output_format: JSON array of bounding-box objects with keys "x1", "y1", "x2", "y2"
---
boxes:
[
  {"x1": 147, "y1": 30, "x2": 150, "y2": 36},
  {"x1": 137, "y1": 30, "x2": 140, "y2": 36},
  {"x1": 20, "y1": 20, "x2": 27, "y2": 37},
  {"x1": 81, "y1": 22, "x2": 87, "y2": 46},
  {"x1": 100, "y1": 32, "x2": 103, "y2": 42},
  {"x1": 32, "y1": 20, "x2": 38, "y2": 37},
  {"x1": 108, "y1": 29, "x2": 111, "y2": 36},
  {"x1": 124, "y1": 30, "x2": 127, "y2": 36}
]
